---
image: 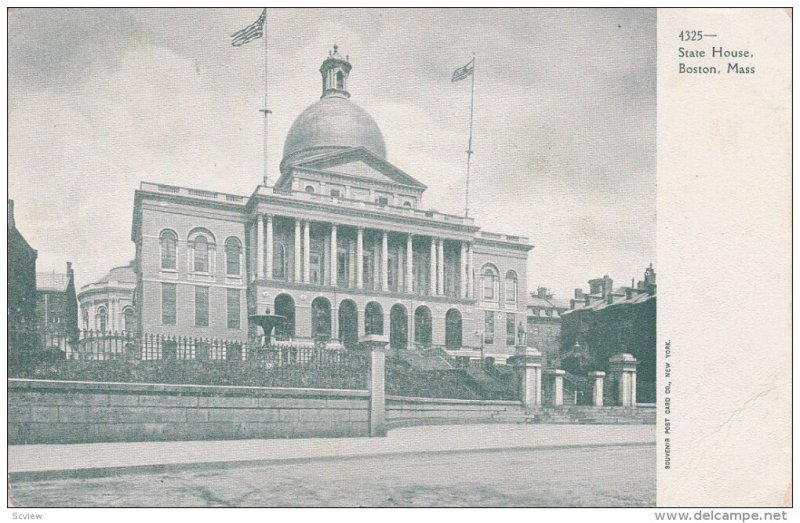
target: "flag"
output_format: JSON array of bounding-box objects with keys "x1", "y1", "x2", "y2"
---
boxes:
[
  {"x1": 451, "y1": 58, "x2": 474, "y2": 82},
  {"x1": 232, "y1": 8, "x2": 266, "y2": 47}
]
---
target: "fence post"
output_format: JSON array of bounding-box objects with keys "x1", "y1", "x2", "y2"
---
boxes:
[
  {"x1": 545, "y1": 369, "x2": 566, "y2": 406},
  {"x1": 589, "y1": 371, "x2": 606, "y2": 407},
  {"x1": 609, "y1": 353, "x2": 639, "y2": 406},
  {"x1": 360, "y1": 334, "x2": 389, "y2": 437},
  {"x1": 513, "y1": 348, "x2": 543, "y2": 408}
]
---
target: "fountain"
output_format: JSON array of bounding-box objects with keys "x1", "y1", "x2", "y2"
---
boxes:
[{"x1": 248, "y1": 307, "x2": 287, "y2": 347}]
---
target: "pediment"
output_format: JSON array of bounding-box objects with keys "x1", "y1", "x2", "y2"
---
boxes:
[{"x1": 289, "y1": 147, "x2": 427, "y2": 189}]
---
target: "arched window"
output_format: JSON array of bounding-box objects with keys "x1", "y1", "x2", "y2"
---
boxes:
[
  {"x1": 481, "y1": 264, "x2": 500, "y2": 304},
  {"x1": 403, "y1": 201, "x2": 412, "y2": 208},
  {"x1": 274, "y1": 294, "x2": 296, "y2": 338},
  {"x1": 414, "y1": 306, "x2": 432, "y2": 348},
  {"x1": 188, "y1": 229, "x2": 216, "y2": 273},
  {"x1": 311, "y1": 297, "x2": 332, "y2": 341},
  {"x1": 225, "y1": 237, "x2": 242, "y2": 276},
  {"x1": 305, "y1": 185, "x2": 315, "y2": 193},
  {"x1": 273, "y1": 242, "x2": 286, "y2": 279},
  {"x1": 365, "y1": 302, "x2": 384, "y2": 335},
  {"x1": 96, "y1": 307, "x2": 107, "y2": 333},
  {"x1": 390, "y1": 304, "x2": 408, "y2": 350},
  {"x1": 445, "y1": 309, "x2": 463, "y2": 349},
  {"x1": 505, "y1": 271, "x2": 518, "y2": 307},
  {"x1": 336, "y1": 71, "x2": 344, "y2": 90},
  {"x1": 338, "y1": 300, "x2": 359, "y2": 349},
  {"x1": 123, "y1": 307, "x2": 135, "y2": 333},
  {"x1": 82, "y1": 308, "x2": 89, "y2": 331},
  {"x1": 160, "y1": 230, "x2": 177, "y2": 270}
]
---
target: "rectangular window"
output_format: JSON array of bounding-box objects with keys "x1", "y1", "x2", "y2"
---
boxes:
[
  {"x1": 484, "y1": 310, "x2": 494, "y2": 345},
  {"x1": 310, "y1": 253, "x2": 321, "y2": 284},
  {"x1": 363, "y1": 253, "x2": 374, "y2": 290},
  {"x1": 507, "y1": 313, "x2": 516, "y2": 346},
  {"x1": 195, "y1": 286, "x2": 209, "y2": 327},
  {"x1": 161, "y1": 283, "x2": 176, "y2": 325},
  {"x1": 337, "y1": 250, "x2": 349, "y2": 288},
  {"x1": 388, "y1": 253, "x2": 398, "y2": 292},
  {"x1": 330, "y1": 189, "x2": 341, "y2": 199},
  {"x1": 377, "y1": 196, "x2": 389, "y2": 206},
  {"x1": 227, "y1": 288, "x2": 240, "y2": 329}
]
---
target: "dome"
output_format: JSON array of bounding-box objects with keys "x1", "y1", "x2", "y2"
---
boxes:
[
  {"x1": 282, "y1": 95, "x2": 386, "y2": 164},
  {"x1": 99, "y1": 264, "x2": 136, "y2": 284}
]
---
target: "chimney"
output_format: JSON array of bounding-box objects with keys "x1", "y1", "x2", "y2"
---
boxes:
[
  {"x1": 7, "y1": 200, "x2": 14, "y2": 229},
  {"x1": 644, "y1": 263, "x2": 656, "y2": 285},
  {"x1": 574, "y1": 288, "x2": 584, "y2": 299},
  {"x1": 66, "y1": 261, "x2": 74, "y2": 280},
  {"x1": 537, "y1": 287, "x2": 548, "y2": 298},
  {"x1": 602, "y1": 275, "x2": 613, "y2": 298}
]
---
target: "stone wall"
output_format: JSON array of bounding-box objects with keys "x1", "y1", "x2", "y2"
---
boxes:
[
  {"x1": 8, "y1": 379, "x2": 369, "y2": 444},
  {"x1": 385, "y1": 395, "x2": 526, "y2": 429}
]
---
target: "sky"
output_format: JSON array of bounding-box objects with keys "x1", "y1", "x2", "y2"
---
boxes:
[{"x1": 8, "y1": 8, "x2": 656, "y2": 300}]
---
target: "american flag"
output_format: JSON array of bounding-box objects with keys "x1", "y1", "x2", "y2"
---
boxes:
[
  {"x1": 232, "y1": 8, "x2": 266, "y2": 47},
  {"x1": 451, "y1": 58, "x2": 474, "y2": 82}
]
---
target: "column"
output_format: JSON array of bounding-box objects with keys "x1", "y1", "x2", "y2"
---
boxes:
[
  {"x1": 467, "y1": 242, "x2": 474, "y2": 298},
  {"x1": 437, "y1": 239, "x2": 445, "y2": 296},
  {"x1": 460, "y1": 242, "x2": 468, "y2": 298},
  {"x1": 356, "y1": 227, "x2": 364, "y2": 289},
  {"x1": 429, "y1": 237, "x2": 437, "y2": 295},
  {"x1": 360, "y1": 334, "x2": 389, "y2": 437},
  {"x1": 381, "y1": 231, "x2": 389, "y2": 291},
  {"x1": 405, "y1": 234, "x2": 413, "y2": 294},
  {"x1": 256, "y1": 214, "x2": 264, "y2": 280},
  {"x1": 546, "y1": 369, "x2": 565, "y2": 406},
  {"x1": 294, "y1": 219, "x2": 302, "y2": 282},
  {"x1": 330, "y1": 224, "x2": 338, "y2": 288},
  {"x1": 590, "y1": 371, "x2": 606, "y2": 407},
  {"x1": 514, "y1": 348, "x2": 543, "y2": 408},
  {"x1": 303, "y1": 220, "x2": 311, "y2": 283},
  {"x1": 265, "y1": 214, "x2": 273, "y2": 280}
]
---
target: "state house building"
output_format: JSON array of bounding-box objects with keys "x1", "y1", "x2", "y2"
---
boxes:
[{"x1": 131, "y1": 47, "x2": 532, "y2": 362}]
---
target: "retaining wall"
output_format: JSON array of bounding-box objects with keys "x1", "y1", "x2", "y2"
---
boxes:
[
  {"x1": 8, "y1": 379, "x2": 370, "y2": 444},
  {"x1": 386, "y1": 395, "x2": 526, "y2": 429}
]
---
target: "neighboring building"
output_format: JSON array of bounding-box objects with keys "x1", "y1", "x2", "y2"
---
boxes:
[
  {"x1": 35, "y1": 262, "x2": 79, "y2": 342},
  {"x1": 559, "y1": 264, "x2": 657, "y2": 401},
  {"x1": 8, "y1": 200, "x2": 38, "y2": 353},
  {"x1": 131, "y1": 46, "x2": 532, "y2": 362},
  {"x1": 526, "y1": 286, "x2": 569, "y2": 366},
  {"x1": 78, "y1": 263, "x2": 137, "y2": 333}
]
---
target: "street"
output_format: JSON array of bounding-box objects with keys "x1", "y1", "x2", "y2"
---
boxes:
[{"x1": 10, "y1": 441, "x2": 654, "y2": 507}]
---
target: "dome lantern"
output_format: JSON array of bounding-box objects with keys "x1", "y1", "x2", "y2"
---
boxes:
[{"x1": 320, "y1": 44, "x2": 352, "y2": 99}]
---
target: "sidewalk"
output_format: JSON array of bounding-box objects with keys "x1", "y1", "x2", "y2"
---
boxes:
[{"x1": 9, "y1": 424, "x2": 656, "y2": 480}]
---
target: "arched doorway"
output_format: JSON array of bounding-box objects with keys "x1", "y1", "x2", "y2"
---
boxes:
[
  {"x1": 274, "y1": 294, "x2": 295, "y2": 338},
  {"x1": 311, "y1": 297, "x2": 332, "y2": 341},
  {"x1": 390, "y1": 304, "x2": 408, "y2": 350},
  {"x1": 365, "y1": 302, "x2": 384, "y2": 335},
  {"x1": 445, "y1": 308, "x2": 463, "y2": 349},
  {"x1": 414, "y1": 306, "x2": 432, "y2": 348},
  {"x1": 338, "y1": 299, "x2": 359, "y2": 350}
]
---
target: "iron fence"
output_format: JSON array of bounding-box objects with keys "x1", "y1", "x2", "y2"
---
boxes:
[{"x1": 9, "y1": 329, "x2": 370, "y2": 390}]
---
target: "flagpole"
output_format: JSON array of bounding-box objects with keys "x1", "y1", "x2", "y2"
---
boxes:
[
  {"x1": 259, "y1": 8, "x2": 271, "y2": 187},
  {"x1": 465, "y1": 53, "x2": 475, "y2": 218}
]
